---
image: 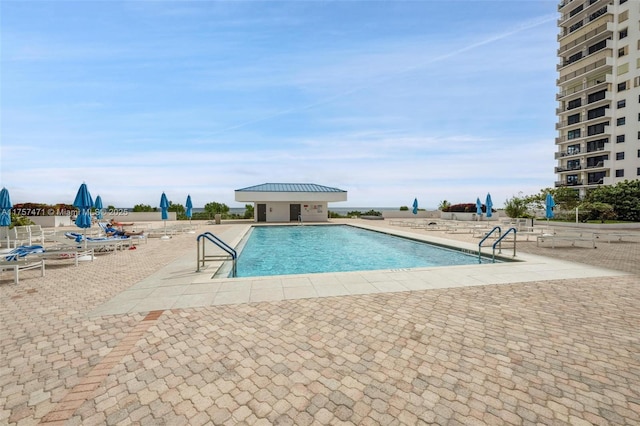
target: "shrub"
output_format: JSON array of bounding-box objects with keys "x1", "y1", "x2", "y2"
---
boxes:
[
  {"x1": 577, "y1": 202, "x2": 616, "y2": 222},
  {"x1": 442, "y1": 203, "x2": 478, "y2": 213},
  {"x1": 503, "y1": 195, "x2": 529, "y2": 218}
]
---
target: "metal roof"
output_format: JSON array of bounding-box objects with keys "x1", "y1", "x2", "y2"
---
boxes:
[{"x1": 236, "y1": 183, "x2": 346, "y2": 193}]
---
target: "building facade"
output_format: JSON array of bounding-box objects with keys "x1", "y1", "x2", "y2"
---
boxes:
[
  {"x1": 235, "y1": 183, "x2": 347, "y2": 223},
  {"x1": 556, "y1": 0, "x2": 640, "y2": 197}
]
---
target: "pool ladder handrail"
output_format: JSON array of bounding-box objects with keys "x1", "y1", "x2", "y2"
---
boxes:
[
  {"x1": 478, "y1": 226, "x2": 518, "y2": 263},
  {"x1": 197, "y1": 232, "x2": 237, "y2": 276},
  {"x1": 492, "y1": 227, "x2": 517, "y2": 262}
]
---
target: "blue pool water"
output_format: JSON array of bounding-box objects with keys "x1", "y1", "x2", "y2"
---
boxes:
[{"x1": 234, "y1": 225, "x2": 493, "y2": 278}]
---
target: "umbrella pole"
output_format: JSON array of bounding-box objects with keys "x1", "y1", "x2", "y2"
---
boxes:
[
  {"x1": 77, "y1": 229, "x2": 92, "y2": 261},
  {"x1": 161, "y1": 220, "x2": 171, "y2": 240}
]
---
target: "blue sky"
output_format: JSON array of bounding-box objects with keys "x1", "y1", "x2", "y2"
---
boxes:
[{"x1": 1, "y1": 0, "x2": 558, "y2": 209}]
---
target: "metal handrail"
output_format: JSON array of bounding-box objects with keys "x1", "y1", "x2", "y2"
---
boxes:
[
  {"x1": 492, "y1": 228, "x2": 517, "y2": 262},
  {"x1": 196, "y1": 232, "x2": 237, "y2": 276},
  {"x1": 478, "y1": 226, "x2": 501, "y2": 263}
]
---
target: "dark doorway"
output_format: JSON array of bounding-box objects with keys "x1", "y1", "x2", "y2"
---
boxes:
[
  {"x1": 257, "y1": 204, "x2": 267, "y2": 222},
  {"x1": 290, "y1": 204, "x2": 301, "y2": 221}
]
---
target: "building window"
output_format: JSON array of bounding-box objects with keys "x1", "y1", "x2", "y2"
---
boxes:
[
  {"x1": 618, "y1": 63, "x2": 629, "y2": 75},
  {"x1": 570, "y1": 21, "x2": 584, "y2": 33},
  {"x1": 588, "y1": 90, "x2": 606, "y2": 103},
  {"x1": 587, "y1": 138, "x2": 608, "y2": 152},
  {"x1": 637, "y1": 167, "x2": 640, "y2": 176},
  {"x1": 588, "y1": 122, "x2": 608, "y2": 136},
  {"x1": 567, "y1": 159, "x2": 581, "y2": 170},
  {"x1": 638, "y1": 149, "x2": 640, "y2": 157},
  {"x1": 616, "y1": 152, "x2": 625, "y2": 160},
  {"x1": 589, "y1": 40, "x2": 607, "y2": 55},
  {"x1": 569, "y1": 5, "x2": 583, "y2": 17},
  {"x1": 568, "y1": 98, "x2": 582, "y2": 110},
  {"x1": 616, "y1": 169, "x2": 624, "y2": 177},
  {"x1": 619, "y1": 47, "x2": 628, "y2": 57},
  {"x1": 621, "y1": 0, "x2": 628, "y2": 4},
  {"x1": 617, "y1": 135, "x2": 625, "y2": 143},
  {"x1": 568, "y1": 113, "x2": 581, "y2": 125},
  {"x1": 620, "y1": 28, "x2": 628, "y2": 39},
  {"x1": 618, "y1": 81, "x2": 628, "y2": 91},
  {"x1": 618, "y1": 99, "x2": 626, "y2": 108},
  {"x1": 589, "y1": 171, "x2": 606, "y2": 184},
  {"x1": 588, "y1": 106, "x2": 606, "y2": 119},
  {"x1": 568, "y1": 129, "x2": 581, "y2": 139},
  {"x1": 587, "y1": 155, "x2": 607, "y2": 167},
  {"x1": 619, "y1": 10, "x2": 629, "y2": 23},
  {"x1": 568, "y1": 144, "x2": 581, "y2": 155},
  {"x1": 617, "y1": 117, "x2": 626, "y2": 125}
]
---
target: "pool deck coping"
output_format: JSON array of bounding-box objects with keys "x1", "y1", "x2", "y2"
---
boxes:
[{"x1": 89, "y1": 221, "x2": 630, "y2": 317}]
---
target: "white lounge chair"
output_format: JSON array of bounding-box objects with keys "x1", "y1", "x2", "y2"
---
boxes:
[
  {"x1": 0, "y1": 258, "x2": 45, "y2": 284},
  {"x1": 536, "y1": 231, "x2": 597, "y2": 248}
]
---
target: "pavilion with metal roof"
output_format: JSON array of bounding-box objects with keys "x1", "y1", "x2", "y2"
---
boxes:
[{"x1": 235, "y1": 183, "x2": 347, "y2": 222}]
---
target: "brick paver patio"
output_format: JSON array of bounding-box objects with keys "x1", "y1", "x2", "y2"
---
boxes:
[{"x1": 1, "y1": 221, "x2": 639, "y2": 425}]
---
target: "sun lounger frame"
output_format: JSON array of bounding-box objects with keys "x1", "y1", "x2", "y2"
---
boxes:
[
  {"x1": 536, "y1": 232, "x2": 597, "y2": 248},
  {"x1": 0, "y1": 259, "x2": 45, "y2": 284}
]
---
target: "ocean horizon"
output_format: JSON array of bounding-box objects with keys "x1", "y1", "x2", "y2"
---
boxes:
[{"x1": 119, "y1": 206, "x2": 436, "y2": 214}]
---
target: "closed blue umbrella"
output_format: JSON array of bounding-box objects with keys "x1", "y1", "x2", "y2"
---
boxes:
[
  {"x1": 545, "y1": 193, "x2": 555, "y2": 220},
  {"x1": 185, "y1": 195, "x2": 193, "y2": 220},
  {"x1": 160, "y1": 192, "x2": 169, "y2": 220},
  {"x1": 0, "y1": 187, "x2": 12, "y2": 248},
  {"x1": 412, "y1": 198, "x2": 418, "y2": 215},
  {"x1": 476, "y1": 197, "x2": 483, "y2": 220},
  {"x1": 73, "y1": 183, "x2": 93, "y2": 229},
  {"x1": 485, "y1": 193, "x2": 493, "y2": 218},
  {"x1": 73, "y1": 183, "x2": 93, "y2": 248},
  {"x1": 94, "y1": 195, "x2": 103, "y2": 220},
  {"x1": 160, "y1": 192, "x2": 170, "y2": 239}
]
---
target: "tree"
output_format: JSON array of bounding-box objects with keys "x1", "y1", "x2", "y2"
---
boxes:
[
  {"x1": 551, "y1": 187, "x2": 581, "y2": 211},
  {"x1": 243, "y1": 204, "x2": 254, "y2": 219},
  {"x1": 503, "y1": 193, "x2": 530, "y2": 218},
  {"x1": 168, "y1": 202, "x2": 184, "y2": 214},
  {"x1": 132, "y1": 204, "x2": 154, "y2": 212},
  {"x1": 585, "y1": 180, "x2": 640, "y2": 222},
  {"x1": 204, "y1": 202, "x2": 229, "y2": 216},
  {"x1": 168, "y1": 202, "x2": 186, "y2": 219},
  {"x1": 577, "y1": 201, "x2": 616, "y2": 222},
  {"x1": 523, "y1": 187, "x2": 580, "y2": 215},
  {"x1": 399, "y1": 206, "x2": 409, "y2": 211},
  {"x1": 438, "y1": 200, "x2": 451, "y2": 211}
]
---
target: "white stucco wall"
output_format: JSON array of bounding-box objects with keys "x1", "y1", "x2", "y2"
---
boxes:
[
  {"x1": 257, "y1": 202, "x2": 328, "y2": 222},
  {"x1": 300, "y1": 202, "x2": 327, "y2": 222}
]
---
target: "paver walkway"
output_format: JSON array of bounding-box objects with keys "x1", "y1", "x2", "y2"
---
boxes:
[{"x1": 1, "y1": 220, "x2": 639, "y2": 425}]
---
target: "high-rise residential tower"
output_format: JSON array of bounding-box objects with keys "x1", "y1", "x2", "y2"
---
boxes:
[{"x1": 556, "y1": 0, "x2": 640, "y2": 197}]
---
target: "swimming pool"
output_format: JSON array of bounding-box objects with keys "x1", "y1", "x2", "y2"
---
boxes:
[{"x1": 231, "y1": 225, "x2": 495, "y2": 278}]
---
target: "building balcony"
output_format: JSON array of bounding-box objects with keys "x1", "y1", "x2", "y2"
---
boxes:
[
  {"x1": 555, "y1": 180, "x2": 584, "y2": 187},
  {"x1": 584, "y1": 161, "x2": 605, "y2": 170},
  {"x1": 557, "y1": 70, "x2": 612, "y2": 100},
  {"x1": 558, "y1": 3, "x2": 612, "y2": 39},
  {"x1": 558, "y1": 20, "x2": 613, "y2": 56},
  {"x1": 586, "y1": 144, "x2": 609, "y2": 154},
  {"x1": 557, "y1": 55, "x2": 613, "y2": 86},
  {"x1": 555, "y1": 149, "x2": 582, "y2": 159},
  {"x1": 557, "y1": 39, "x2": 613, "y2": 72},
  {"x1": 586, "y1": 178, "x2": 606, "y2": 185},
  {"x1": 556, "y1": 119, "x2": 581, "y2": 130},
  {"x1": 555, "y1": 165, "x2": 583, "y2": 173}
]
